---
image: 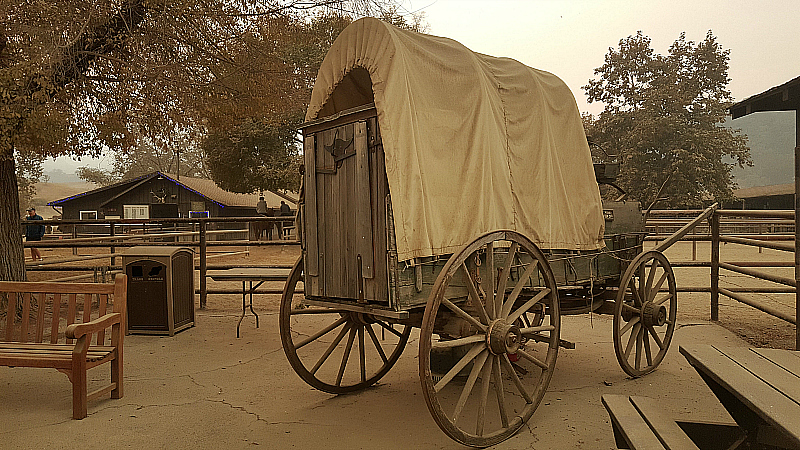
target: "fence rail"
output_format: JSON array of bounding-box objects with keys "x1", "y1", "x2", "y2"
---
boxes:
[{"x1": 20, "y1": 209, "x2": 800, "y2": 348}]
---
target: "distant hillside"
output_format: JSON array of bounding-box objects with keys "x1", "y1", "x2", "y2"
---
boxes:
[
  {"x1": 25, "y1": 181, "x2": 97, "y2": 218},
  {"x1": 43, "y1": 168, "x2": 82, "y2": 183},
  {"x1": 727, "y1": 111, "x2": 796, "y2": 189}
]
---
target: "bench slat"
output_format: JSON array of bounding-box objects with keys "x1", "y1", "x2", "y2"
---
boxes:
[
  {"x1": 20, "y1": 292, "x2": 31, "y2": 342},
  {"x1": 629, "y1": 396, "x2": 699, "y2": 450},
  {"x1": 50, "y1": 293, "x2": 62, "y2": 344},
  {"x1": 35, "y1": 293, "x2": 47, "y2": 343},
  {"x1": 0, "y1": 281, "x2": 116, "y2": 294},
  {"x1": 602, "y1": 394, "x2": 666, "y2": 449},
  {"x1": 5, "y1": 292, "x2": 16, "y2": 341},
  {"x1": 66, "y1": 293, "x2": 77, "y2": 344}
]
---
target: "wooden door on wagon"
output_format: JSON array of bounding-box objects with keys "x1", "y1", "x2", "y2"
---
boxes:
[{"x1": 302, "y1": 113, "x2": 389, "y2": 304}]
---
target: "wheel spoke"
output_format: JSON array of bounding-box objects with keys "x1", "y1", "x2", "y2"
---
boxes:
[
  {"x1": 452, "y1": 350, "x2": 489, "y2": 423},
  {"x1": 358, "y1": 326, "x2": 366, "y2": 383},
  {"x1": 310, "y1": 322, "x2": 352, "y2": 375},
  {"x1": 492, "y1": 356, "x2": 509, "y2": 428},
  {"x1": 634, "y1": 325, "x2": 644, "y2": 371},
  {"x1": 645, "y1": 258, "x2": 659, "y2": 294},
  {"x1": 495, "y1": 243, "x2": 518, "y2": 319},
  {"x1": 516, "y1": 348, "x2": 549, "y2": 370},
  {"x1": 629, "y1": 277, "x2": 644, "y2": 306},
  {"x1": 643, "y1": 328, "x2": 653, "y2": 366},
  {"x1": 619, "y1": 316, "x2": 640, "y2": 337},
  {"x1": 519, "y1": 325, "x2": 555, "y2": 336},
  {"x1": 294, "y1": 316, "x2": 348, "y2": 350},
  {"x1": 336, "y1": 326, "x2": 358, "y2": 386},
  {"x1": 442, "y1": 298, "x2": 487, "y2": 333},
  {"x1": 624, "y1": 323, "x2": 640, "y2": 359},
  {"x1": 432, "y1": 334, "x2": 485, "y2": 349},
  {"x1": 502, "y1": 259, "x2": 539, "y2": 318},
  {"x1": 476, "y1": 354, "x2": 493, "y2": 436},
  {"x1": 365, "y1": 324, "x2": 389, "y2": 364},
  {"x1": 507, "y1": 288, "x2": 551, "y2": 324},
  {"x1": 500, "y1": 354, "x2": 532, "y2": 403},
  {"x1": 654, "y1": 293, "x2": 673, "y2": 306},
  {"x1": 462, "y1": 263, "x2": 490, "y2": 325},
  {"x1": 434, "y1": 343, "x2": 486, "y2": 392},
  {"x1": 622, "y1": 303, "x2": 641, "y2": 315},
  {"x1": 648, "y1": 271, "x2": 669, "y2": 303},
  {"x1": 487, "y1": 242, "x2": 496, "y2": 320},
  {"x1": 647, "y1": 325, "x2": 664, "y2": 350},
  {"x1": 375, "y1": 320, "x2": 404, "y2": 338}
]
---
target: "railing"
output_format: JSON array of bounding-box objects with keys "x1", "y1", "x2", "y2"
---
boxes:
[
  {"x1": 21, "y1": 216, "x2": 299, "y2": 308},
  {"x1": 647, "y1": 209, "x2": 797, "y2": 349}
]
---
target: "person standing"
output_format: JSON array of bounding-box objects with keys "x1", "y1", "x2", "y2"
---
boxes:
[{"x1": 25, "y1": 207, "x2": 45, "y2": 261}]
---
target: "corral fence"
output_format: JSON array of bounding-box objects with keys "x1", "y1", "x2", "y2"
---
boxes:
[
  {"x1": 21, "y1": 210, "x2": 800, "y2": 348},
  {"x1": 20, "y1": 216, "x2": 299, "y2": 309},
  {"x1": 648, "y1": 209, "x2": 798, "y2": 348}
]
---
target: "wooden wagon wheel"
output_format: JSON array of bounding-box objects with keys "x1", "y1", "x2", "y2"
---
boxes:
[
  {"x1": 613, "y1": 250, "x2": 677, "y2": 377},
  {"x1": 279, "y1": 258, "x2": 411, "y2": 394},
  {"x1": 419, "y1": 231, "x2": 561, "y2": 448}
]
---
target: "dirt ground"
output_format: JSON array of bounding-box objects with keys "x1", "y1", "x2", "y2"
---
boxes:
[
  {"x1": 7, "y1": 239, "x2": 797, "y2": 449},
  {"x1": 26, "y1": 238, "x2": 798, "y2": 350}
]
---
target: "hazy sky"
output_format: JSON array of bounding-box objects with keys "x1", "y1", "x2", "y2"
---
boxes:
[
  {"x1": 46, "y1": 0, "x2": 800, "y2": 173},
  {"x1": 412, "y1": 0, "x2": 800, "y2": 115}
]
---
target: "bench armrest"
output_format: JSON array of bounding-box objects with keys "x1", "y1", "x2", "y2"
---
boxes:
[{"x1": 66, "y1": 312, "x2": 123, "y2": 340}]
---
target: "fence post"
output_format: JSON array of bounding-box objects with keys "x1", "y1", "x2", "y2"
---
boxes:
[
  {"x1": 710, "y1": 211, "x2": 720, "y2": 321},
  {"x1": 200, "y1": 219, "x2": 207, "y2": 309},
  {"x1": 110, "y1": 221, "x2": 116, "y2": 266},
  {"x1": 72, "y1": 226, "x2": 78, "y2": 255}
]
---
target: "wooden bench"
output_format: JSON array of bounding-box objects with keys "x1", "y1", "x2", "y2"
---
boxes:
[
  {"x1": 0, "y1": 275, "x2": 127, "y2": 419},
  {"x1": 602, "y1": 395, "x2": 744, "y2": 450}
]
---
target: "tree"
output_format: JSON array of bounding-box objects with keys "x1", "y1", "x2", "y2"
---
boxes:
[
  {"x1": 583, "y1": 31, "x2": 751, "y2": 208},
  {"x1": 0, "y1": 0, "x2": 412, "y2": 281}
]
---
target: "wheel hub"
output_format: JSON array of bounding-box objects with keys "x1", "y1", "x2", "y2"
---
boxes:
[
  {"x1": 642, "y1": 302, "x2": 667, "y2": 327},
  {"x1": 486, "y1": 319, "x2": 522, "y2": 355}
]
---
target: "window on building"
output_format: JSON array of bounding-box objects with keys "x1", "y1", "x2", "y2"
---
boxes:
[
  {"x1": 79, "y1": 211, "x2": 98, "y2": 220},
  {"x1": 124, "y1": 205, "x2": 150, "y2": 220}
]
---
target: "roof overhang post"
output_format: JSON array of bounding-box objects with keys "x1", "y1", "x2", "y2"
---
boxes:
[{"x1": 795, "y1": 110, "x2": 799, "y2": 350}]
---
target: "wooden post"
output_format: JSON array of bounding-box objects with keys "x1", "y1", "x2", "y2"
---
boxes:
[
  {"x1": 795, "y1": 140, "x2": 800, "y2": 350},
  {"x1": 110, "y1": 222, "x2": 116, "y2": 266},
  {"x1": 200, "y1": 219, "x2": 207, "y2": 309},
  {"x1": 711, "y1": 212, "x2": 720, "y2": 321},
  {"x1": 72, "y1": 226, "x2": 78, "y2": 255},
  {"x1": 692, "y1": 226, "x2": 697, "y2": 261}
]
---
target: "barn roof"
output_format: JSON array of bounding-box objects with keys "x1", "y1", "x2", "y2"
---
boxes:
[
  {"x1": 48, "y1": 172, "x2": 297, "y2": 208},
  {"x1": 734, "y1": 183, "x2": 794, "y2": 199},
  {"x1": 729, "y1": 75, "x2": 800, "y2": 118}
]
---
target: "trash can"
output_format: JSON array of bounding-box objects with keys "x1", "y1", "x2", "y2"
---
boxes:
[{"x1": 123, "y1": 246, "x2": 194, "y2": 336}]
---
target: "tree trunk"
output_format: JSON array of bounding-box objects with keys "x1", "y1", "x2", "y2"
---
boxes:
[{"x1": 0, "y1": 156, "x2": 26, "y2": 281}]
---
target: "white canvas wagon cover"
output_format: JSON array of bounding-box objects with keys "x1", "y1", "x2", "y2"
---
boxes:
[{"x1": 306, "y1": 18, "x2": 604, "y2": 261}]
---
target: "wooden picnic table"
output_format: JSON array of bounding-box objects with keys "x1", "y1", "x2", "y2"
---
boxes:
[{"x1": 680, "y1": 344, "x2": 800, "y2": 449}]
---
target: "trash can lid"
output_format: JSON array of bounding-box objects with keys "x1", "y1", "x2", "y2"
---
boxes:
[{"x1": 122, "y1": 246, "x2": 193, "y2": 257}]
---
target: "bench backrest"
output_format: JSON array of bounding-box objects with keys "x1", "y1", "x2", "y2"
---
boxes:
[{"x1": 0, "y1": 275, "x2": 127, "y2": 346}]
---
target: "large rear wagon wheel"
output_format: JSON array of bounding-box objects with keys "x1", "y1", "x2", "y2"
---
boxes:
[
  {"x1": 419, "y1": 231, "x2": 560, "y2": 448},
  {"x1": 279, "y1": 258, "x2": 411, "y2": 394},
  {"x1": 613, "y1": 250, "x2": 677, "y2": 377}
]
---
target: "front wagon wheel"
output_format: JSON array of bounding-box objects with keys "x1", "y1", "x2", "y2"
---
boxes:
[
  {"x1": 613, "y1": 250, "x2": 677, "y2": 377},
  {"x1": 279, "y1": 258, "x2": 411, "y2": 394},
  {"x1": 419, "y1": 231, "x2": 560, "y2": 447}
]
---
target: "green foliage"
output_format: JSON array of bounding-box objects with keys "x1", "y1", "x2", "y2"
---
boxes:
[
  {"x1": 583, "y1": 31, "x2": 751, "y2": 208},
  {"x1": 204, "y1": 116, "x2": 301, "y2": 193}
]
